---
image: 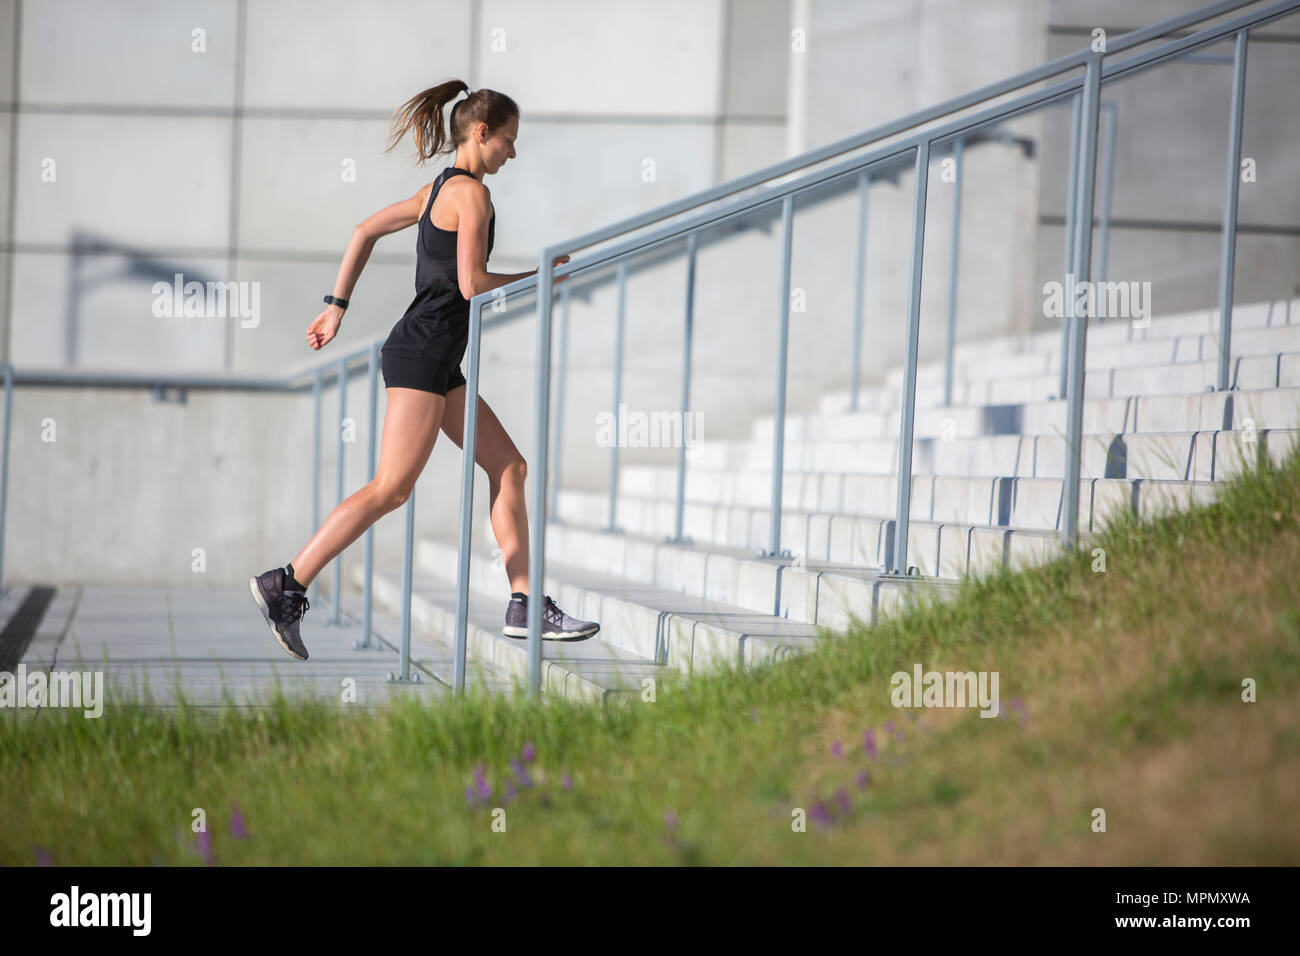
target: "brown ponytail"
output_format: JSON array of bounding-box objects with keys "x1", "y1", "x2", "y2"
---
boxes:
[{"x1": 385, "y1": 79, "x2": 520, "y2": 164}]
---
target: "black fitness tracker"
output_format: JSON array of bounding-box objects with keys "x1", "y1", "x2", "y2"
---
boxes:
[{"x1": 324, "y1": 294, "x2": 349, "y2": 310}]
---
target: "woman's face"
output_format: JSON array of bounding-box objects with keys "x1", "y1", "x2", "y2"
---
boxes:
[{"x1": 482, "y1": 115, "x2": 518, "y2": 174}]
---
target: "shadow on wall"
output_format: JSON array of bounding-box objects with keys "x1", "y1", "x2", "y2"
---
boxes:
[{"x1": 61, "y1": 231, "x2": 222, "y2": 367}]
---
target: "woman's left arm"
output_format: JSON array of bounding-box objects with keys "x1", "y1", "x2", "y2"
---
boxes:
[{"x1": 327, "y1": 186, "x2": 429, "y2": 303}]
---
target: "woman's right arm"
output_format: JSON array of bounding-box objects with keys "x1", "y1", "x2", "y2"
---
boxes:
[
  {"x1": 455, "y1": 184, "x2": 571, "y2": 301},
  {"x1": 306, "y1": 188, "x2": 429, "y2": 351},
  {"x1": 467, "y1": 258, "x2": 571, "y2": 299}
]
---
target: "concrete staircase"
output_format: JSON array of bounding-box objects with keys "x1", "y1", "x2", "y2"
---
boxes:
[{"x1": 335, "y1": 298, "x2": 1300, "y2": 702}]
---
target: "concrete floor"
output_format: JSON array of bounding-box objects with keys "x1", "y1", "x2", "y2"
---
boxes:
[{"x1": 0, "y1": 582, "x2": 513, "y2": 712}]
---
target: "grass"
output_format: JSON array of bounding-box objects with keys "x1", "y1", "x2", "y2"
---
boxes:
[{"x1": 3, "y1": 444, "x2": 1300, "y2": 865}]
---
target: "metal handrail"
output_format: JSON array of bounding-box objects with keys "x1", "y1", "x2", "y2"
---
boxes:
[
  {"x1": 501, "y1": 0, "x2": 1262, "y2": 265},
  {"x1": 455, "y1": 0, "x2": 1300, "y2": 696},
  {"x1": 0, "y1": 131, "x2": 1031, "y2": 667}
]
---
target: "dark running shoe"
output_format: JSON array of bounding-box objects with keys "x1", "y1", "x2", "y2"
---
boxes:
[
  {"x1": 503, "y1": 594, "x2": 599, "y2": 641},
  {"x1": 250, "y1": 567, "x2": 311, "y2": 661}
]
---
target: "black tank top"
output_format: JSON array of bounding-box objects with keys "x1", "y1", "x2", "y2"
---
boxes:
[{"x1": 404, "y1": 165, "x2": 495, "y2": 323}]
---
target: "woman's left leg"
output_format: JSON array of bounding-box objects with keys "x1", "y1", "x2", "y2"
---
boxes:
[{"x1": 439, "y1": 384, "x2": 530, "y2": 595}]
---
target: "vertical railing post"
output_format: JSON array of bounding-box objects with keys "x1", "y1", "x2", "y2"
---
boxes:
[
  {"x1": 943, "y1": 137, "x2": 964, "y2": 408},
  {"x1": 309, "y1": 370, "x2": 322, "y2": 608},
  {"x1": 357, "y1": 343, "x2": 379, "y2": 650},
  {"x1": 392, "y1": 491, "x2": 415, "y2": 683},
  {"x1": 549, "y1": 283, "x2": 571, "y2": 521},
  {"x1": 606, "y1": 260, "x2": 628, "y2": 532},
  {"x1": 1062, "y1": 54, "x2": 1103, "y2": 549},
  {"x1": 850, "y1": 172, "x2": 870, "y2": 412},
  {"x1": 764, "y1": 198, "x2": 795, "y2": 558},
  {"x1": 331, "y1": 356, "x2": 346, "y2": 624},
  {"x1": 1097, "y1": 103, "x2": 1117, "y2": 289},
  {"x1": 455, "y1": 296, "x2": 486, "y2": 695},
  {"x1": 1217, "y1": 29, "x2": 1249, "y2": 392},
  {"x1": 670, "y1": 234, "x2": 698, "y2": 544},
  {"x1": 526, "y1": 250, "x2": 558, "y2": 696},
  {"x1": 886, "y1": 141, "x2": 931, "y2": 576},
  {"x1": 1059, "y1": 93, "x2": 1081, "y2": 399},
  {"x1": 0, "y1": 364, "x2": 11, "y2": 594}
]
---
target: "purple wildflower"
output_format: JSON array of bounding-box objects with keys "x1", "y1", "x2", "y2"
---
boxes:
[
  {"x1": 504, "y1": 782, "x2": 518, "y2": 804},
  {"x1": 509, "y1": 757, "x2": 534, "y2": 789},
  {"x1": 229, "y1": 804, "x2": 248, "y2": 840},
  {"x1": 522, "y1": 741, "x2": 536, "y2": 764},
  {"x1": 884, "y1": 720, "x2": 895, "y2": 734},
  {"x1": 562, "y1": 773, "x2": 573, "y2": 791},
  {"x1": 34, "y1": 847, "x2": 54, "y2": 867},
  {"x1": 809, "y1": 802, "x2": 832, "y2": 829},
  {"x1": 664, "y1": 810, "x2": 678, "y2": 831},
  {"x1": 195, "y1": 829, "x2": 214, "y2": 865},
  {"x1": 863, "y1": 728, "x2": 877, "y2": 759},
  {"x1": 831, "y1": 739, "x2": 843, "y2": 758},
  {"x1": 835, "y1": 787, "x2": 851, "y2": 815},
  {"x1": 856, "y1": 770, "x2": 872, "y2": 790},
  {"x1": 472, "y1": 763, "x2": 492, "y2": 800},
  {"x1": 465, "y1": 785, "x2": 478, "y2": 807}
]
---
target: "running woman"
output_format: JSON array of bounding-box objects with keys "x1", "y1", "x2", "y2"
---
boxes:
[{"x1": 251, "y1": 79, "x2": 600, "y2": 661}]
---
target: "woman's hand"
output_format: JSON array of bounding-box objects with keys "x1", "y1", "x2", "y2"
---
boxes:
[{"x1": 306, "y1": 306, "x2": 343, "y2": 350}]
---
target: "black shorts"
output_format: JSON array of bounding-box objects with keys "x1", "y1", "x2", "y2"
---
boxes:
[{"x1": 380, "y1": 311, "x2": 468, "y2": 396}]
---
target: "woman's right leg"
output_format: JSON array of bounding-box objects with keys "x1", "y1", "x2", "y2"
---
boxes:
[{"x1": 289, "y1": 386, "x2": 444, "y2": 586}]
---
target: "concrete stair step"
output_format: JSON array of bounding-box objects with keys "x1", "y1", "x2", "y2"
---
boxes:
[
  {"x1": 829, "y1": 350, "x2": 1300, "y2": 413},
  {"x1": 328, "y1": 583, "x2": 516, "y2": 695},
  {"x1": 558, "y1": 487, "x2": 1115, "y2": 572},
  {"x1": 816, "y1": 299, "x2": 1300, "y2": 414},
  {"x1": 562, "y1": 473, "x2": 1218, "y2": 538},
  {"x1": 907, "y1": 298, "x2": 1298, "y2": 380},
  {"x1": 552, "y1": 508, "x2": 1065, "y2": 580},
  {"x1": 745, "y1": 386, "x2": 1300, "y2": 446},
  {"x1": 412, "y1": 537, "x2": 845, "y2": 673},
  {"x1": 535, "y1": 521, "x2": 963, "y2": 631},
  {"x1": 653, "y1": 428, "x2": 1299, "y2": 481},
  {"x1": 883, "y1": 326, "x2": 1300, "y2": 390},
  {"x1": 959, "y1": 298, "x2": 1297, "y2": 361},
  {"x1": 348, "y1": 560, "x2": 665, "y2": 703}
]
